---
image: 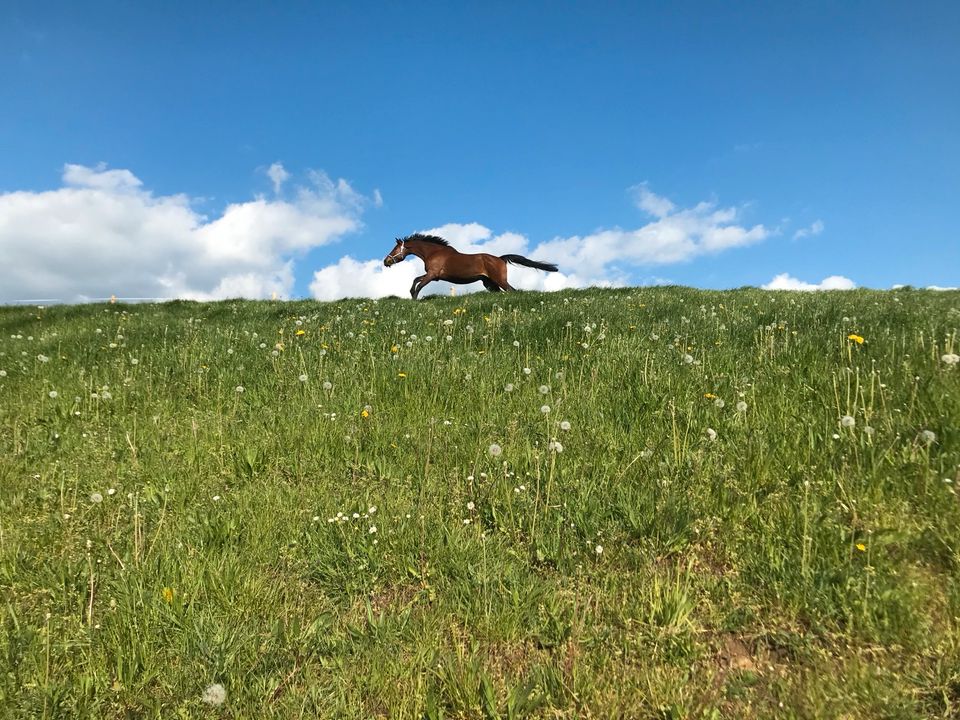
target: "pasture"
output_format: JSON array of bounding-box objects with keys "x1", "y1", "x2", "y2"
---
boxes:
[{"x1": 1, "y1": 287, "x2": 958, "y2": 718}]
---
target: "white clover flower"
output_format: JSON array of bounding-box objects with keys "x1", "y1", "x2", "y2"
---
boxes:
[
  {"x1": 466, "y1": 501, "x2": 475, "y2": 511},
  {"x1": 368, "y1": 506, "x2": 377, "y2": 514},
  {"x1": 539, "y1": 385, "x2": 549, "y2": 394},
  {"x1": 235, "y1": 386, "x2": 245, "y2": 393},
  {"x1": 488, "y1": 443, "x2": 503, "y2": 457},
  {"x1": 560, "y1": 420, "x2": 571, "y2": 431},
  {"x1": 921, "y1": 430, "x2": 937, "y2": 444},
  {"x1": 298, "y1": 374, "x2": 308, "y2": 383},
  {"x1": 202, "y1": 683, "x2": 227, "y2": 706},
  {"x1": 368, "y1": 525, "x2": 377, "y2": 534},
  {"x1": 212, "y1": 495, "x2": 221, "y2": 502},
  {"x1": 540, "y1": 405, "x2": 551, "y2": 414},
  {"x1": 90, "y1": 492, "x2": 103, "y2": 504},
  {"x1": 841, "y1": 415, "x2": 856, "y2": 428},
  {"x1": 941, "y1": 353, "x2": 960, "y2": 366},
  {"x1": 706, "y1": 428, "x2": 717, "y2": 441},
  {"x1": 735, "y1": 401, "x2": 748, "y2": 412},
  {"x1": 594, "y1": 544, "x2": 603, "y2": 555}
]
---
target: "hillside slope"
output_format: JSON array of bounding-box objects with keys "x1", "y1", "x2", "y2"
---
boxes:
[{"x1": 1, "y1": 287, "x2": 959, "y2": 718}]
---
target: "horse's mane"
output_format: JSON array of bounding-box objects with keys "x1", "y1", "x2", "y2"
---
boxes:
[{"x1": 400, "y1": 233, "x2": 449, "y2": 247}]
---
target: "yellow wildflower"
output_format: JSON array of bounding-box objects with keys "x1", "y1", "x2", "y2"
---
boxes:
[
  {"x1": 848, "y1": 334, "x2": 864, "y2": 344},
  {"x1": 295, "y1": 329, "x2": 305, "y2": 336},
  {"x1": 704, "y1": 393, "x2": 717, "y2": 399},
  {"x1": 855, "y1": 543, "x2": 866, "y2": 552},
  {"x1": 397, "y1": 372, "x2": 407, "y2": 378},
  {"x1": 361, "y1": 409, "x2": 370, "y2": 418},
  {"x1": 162, "y1": 587, "x2": 174, "y2": 603}
]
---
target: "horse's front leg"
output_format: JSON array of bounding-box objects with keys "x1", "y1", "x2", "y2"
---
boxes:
[{"x1": 411, "y1": 274, "x2": 436, "y2": 300}]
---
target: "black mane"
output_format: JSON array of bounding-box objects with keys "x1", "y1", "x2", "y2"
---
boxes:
[{"x1": 399, "y1": 233, "x2": 449, "y2": 246}]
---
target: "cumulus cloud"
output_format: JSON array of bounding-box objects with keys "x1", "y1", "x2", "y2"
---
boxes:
[
  {"x1": 266, "y1": 162, "x2": 290, "y2": 194},
  {"x1": 309, "y1": 187, "x2": 768, "y2": 299},
  {"x1": 0, "y1": 163, "x2": 370, "y2": 303},
  {"x1": 762, "y1": 273, "x2": 856, "y2": 291},
  {"x1": 792, "y1": 219, "x2": 824, "y2": 240}
]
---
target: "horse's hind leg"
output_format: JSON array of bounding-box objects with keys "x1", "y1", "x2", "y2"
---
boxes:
[
  {"x1": 489, "y1": 261, "x2": 516, "y2": 292},
  {"x1": 481, "y1": 278, "x2": 502, "y2": 292}
]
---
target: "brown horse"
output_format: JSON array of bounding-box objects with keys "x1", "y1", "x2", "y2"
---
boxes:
[{"x1": 383, "y1": 233, "x2": 558, "y2": 299}]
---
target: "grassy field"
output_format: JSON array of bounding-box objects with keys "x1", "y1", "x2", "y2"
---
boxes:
[{"x1": 1, "y1": 287, "x2": 959, "y2": 719}]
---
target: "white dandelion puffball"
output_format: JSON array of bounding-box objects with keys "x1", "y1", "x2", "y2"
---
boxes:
[
  {"x1": 235, "y1": 386, "x2": 245, "y2": 393},
  {"x1": 682, "y1": 353, "x2": 694, "y2": 364},
  {"x1": 38, "y1": 354, "x2": 50, "y2": 363},
  {"x1": 595, "y1": 544, "x2": 603, "y2": 555},
  {"x1": 48, "y1": 391, "x2": 58, "y2": 399},
  {"x1": 488, "y1": 443, "x2": 503, "y2": 457},
  {"x1": 322, "y1": 381, "x2": 333, "y2": 390},
  {"x1": 548, "y1": 440, "x2": 564, "y2": 453},
  {"x1": 90, "y1": 492, "x2": 103, "y2": 504},
  {"x1": 540, "y1": 405, "x2": 551, "y2": 414},
  {"x1": 299, "y1": 374, "x2": 308, "y2": 383},
  {"x1": 841, "y1": 415, "x2": 856, "y2": 428},
  {"x1": 504, "y1": 383, "x2": 514, "y2": 392},
  {"x1": 941, "y1": 353, "x2": 959, "y2": 366},
  {"x1": 714, "y1": 398, "x2": 725, "y2": 409},
  {"x1": 368, "y1": 525, "x2": 377, "y2": 534},
  {"x1": 539, "y1": 385, "x2": 549, "y2": 394},
  {"x1": 523, "y1": 367, "x2": 532, "y2": 375},
  {"x1": 0, "y1": 370, "x2": 6, "y2": 377},
  {"x1": 921, "y1": 430, "x2": 936, "y2": 444},
  {"x1": 202, "y1": 683, "x2": 227, "y2": 706},
  {"x1": 466, "y1": 501, "x2": 475, "y2": 511},
  {"x1": 560, "y1": 420, "x2": 571, "y2": 431},
  {"x1": 706, "y1": 428, "x2": 718, "y2": 441},
  {"x1": 735, "y1": 401, "x2": 748, "y2": 412}
]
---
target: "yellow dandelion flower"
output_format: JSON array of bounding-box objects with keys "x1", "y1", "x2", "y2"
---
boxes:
[
  {"x1": 391, "y1": 345, "x2": 399, "y2": 353},
  {"x1": 397, "y1": 372, "x2": 407, "y2": 378},
  {"x1": 855, "y1": 543, "x2": 866, "y2": 552},
  {"x1": 703, "y1": 393, "x2": 717, "y2": 399},
  {"x1": 295, "y1": 329, "x2": 305, "y2": 336},
  {"x1": 162, "y1": 587, "x2": 174, "y2": 603},
  {"x1": 848, "y1": 334, "x2": 864, "y2": 344},
  {"x1": 361, "y1": 409, "x2": 370, "y2": 418}
]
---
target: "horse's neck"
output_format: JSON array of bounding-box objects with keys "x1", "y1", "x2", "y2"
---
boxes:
[{"x1": 409, "y1": 242, "x2": 450, "y2": 262}]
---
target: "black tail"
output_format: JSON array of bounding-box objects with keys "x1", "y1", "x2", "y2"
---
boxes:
[{"x1": 500, "y1": 254, "x2": 558, "y2": 272}]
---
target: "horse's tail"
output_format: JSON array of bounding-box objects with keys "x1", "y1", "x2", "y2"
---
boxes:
[{"x1": 500, "y1": 254, "x2": 558, "y2": 272}]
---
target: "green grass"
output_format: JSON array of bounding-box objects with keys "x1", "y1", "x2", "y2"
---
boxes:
[{"x1": 1, "y1": 287, "x2": 959, "y2": 719}]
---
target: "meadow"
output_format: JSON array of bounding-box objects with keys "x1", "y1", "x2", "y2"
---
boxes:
[{"x1": 0, "y1": 287, "x2": 958, "y2": 719}]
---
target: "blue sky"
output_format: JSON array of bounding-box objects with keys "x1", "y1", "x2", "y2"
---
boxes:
[{"x1": 1, "y1": 1, "x2": 958, "y2": 301}]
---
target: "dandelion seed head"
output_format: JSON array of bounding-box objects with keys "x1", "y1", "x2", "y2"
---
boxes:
[
  {"x1": 488, "y1": 443, "x2": 503, "y2": 457},
  {"x1": 322, "y1": 381, "x2": 332, "y2": 390},
  {"x1": 202, "y1": 683, "x2": 227, "y2": 706},
  {"x1": 504, "y1": 383, "x2": 514, "y2": 392},
  {"x1": 540, "y1": 404, "x2": 551, "y2": 414},
  {"x1": 841, "y1": 415, "x2": 856, "y2": 428},
  {"x1": 299, "y1": 374, "x2": 308, "y2": 383},
  {"x1": 48, "y1": 390, "x2": 58, "y2": 399},
  {"x1": 736, "y1": 401, "x2": 748, "y2": 412},
  {"x1": 941, "y1": 353, "x2": 960, "y2": 366},
  {"x1": 90, "y1": 492, "x2": 103, "y2": 504},
  {"x1": 560, "y1": 420, "x2": 571, "y2": 431},
  {"x1": 921, "y1": 429, "x2": 936, "y2": 444},
  {"x1": 706, "y1": 428, "x2": 718, "y2": 441},
  {"x1": 539, "y1": 385, "x2": 549, "y2": 394},
  {"x1": 235, "y1": 386, "x2": 245, "y2": 393}
]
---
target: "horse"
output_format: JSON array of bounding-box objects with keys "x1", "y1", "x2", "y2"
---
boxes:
[{"x1": 383, "y1": 233, "x2": 558, "y2": 299}]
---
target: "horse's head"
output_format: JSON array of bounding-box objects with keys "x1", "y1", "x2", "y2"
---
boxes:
[{"x1": 383, "y1": 237, "x2": 409, "y2": 267}]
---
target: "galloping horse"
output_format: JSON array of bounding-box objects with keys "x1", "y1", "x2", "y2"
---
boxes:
[{"x1": 383, "y1": 233, "x2": 558, "y2": 299}]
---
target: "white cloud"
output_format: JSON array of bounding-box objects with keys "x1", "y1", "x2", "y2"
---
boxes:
[
  {"x1": 266, "y1": 162, "x2": 290, "y2": 194},
  {"x1": 792, "y1": 219, "x2": 824, "y2": 240},
  {"x1": 0, "y1": 163, "x2": 369, "y2": 303},
  {"x1": 762, "y1": 273, "x2": 856, "y2": 291},
  {"x1": 630, "y1": 183, "x2": 676, "y2": 218},
  {"x1": 310, "y1": 188, "x2": 768, "y2": 300}
]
